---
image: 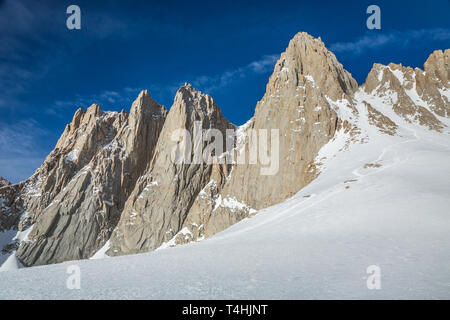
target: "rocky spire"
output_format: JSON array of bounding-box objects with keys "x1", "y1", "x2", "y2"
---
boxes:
[
  {"x1": 15, "y1": 91, "x2": 167, "y2": 266},
  {"x1": 172, "y1": 32, "x2": 359, "y2": 244},
  {"x1": 222, "y1": 32, "x2": 351, "y2": 206},
  {"x1": 108, "y1": 84, "x2": 234, "y2": 256},
  {"x1": 0, "y1": 177, "x2": 10, "y2": 188},
  {"x1": 19, "y1": 103, "x2": 126, "y2": 224},
  {"x1": 424, "y1": 49, "x2": 450, "y2": 86}
]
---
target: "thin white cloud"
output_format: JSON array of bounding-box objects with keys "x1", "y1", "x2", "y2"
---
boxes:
[
  {"x1": 46, "y1": 89, "x2": 134, "y2": 116},
  {"x1": 138, "y1": 54, "x2": 279, "y2": 107},
  {"x1": 330, "y1": 28, "x2": 450, "y2": 55},
  {"x1": 192, "y1": 54, "x2": 279, "y2": 93},
  {"x1": 248, "y1": 55, "x2": 280, "y2": 73},
  {"x1": 45, "y1": 54, "x2": 280, "y2": 115}
]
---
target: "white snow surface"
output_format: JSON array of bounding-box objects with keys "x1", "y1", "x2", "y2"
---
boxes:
[
  {"x1": 89, "y1": 240, "x2": 110, "y2": 260},
  {"x1": 64, "y1": 150, "x2": 79, "y2": 163},
  {"x1": 0, "y1": 251, "x2": 23, "y2": 272},
  {"x1": 0, "y1": 92, "x2": 450, "y2": 299}
]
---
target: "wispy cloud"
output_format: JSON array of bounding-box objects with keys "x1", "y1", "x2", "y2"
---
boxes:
[
  {"x1": 46, "y1": 88, "x2": 140, "y2": 116},
  {"x1": 191, "y1": 54, "x2": 279, "y2": 93},
  {"x1": 129, "y1": 54, "x2": 280, "y2": 108},
  {"x1": 330, "y1": 28, "x2": 450, "y2": 55},
  {"x1": 0, "y1": 120, "x2": 49, "y2": 183}
]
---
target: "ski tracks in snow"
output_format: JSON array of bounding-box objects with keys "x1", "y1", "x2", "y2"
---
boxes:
[{"x1": 352, "y1": 127, "x2": 420, "y2": 179}]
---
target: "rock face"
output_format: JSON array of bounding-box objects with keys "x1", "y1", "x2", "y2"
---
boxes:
[
  {"x1": 15, "y1": 91, "x2": 167, "y2": 266},
  {"x1": 0, "y1": 177, "x2": 10, "y2": 187},
  {"x1": 1, "y1": 32, "x2": 449, "y2": 267},
  {"x1": 0, "y1": 184, "x2": 22, "y2": 235},
  {"x1": 222, "y1": 32, "x2": 357, "y2": 206},
  {"x1": 21, "y1": 105, "x2": 123, "y2": 222},
  {"x1": 362, "y1": 50, "x2": 450, "y2": 132},
  {"x1": 0, "y1": 177, "x2": 15, "y2": 235},
  {"x1": 108, "y1": 84, "x2": 234, "y2": 255},
  {"x1": 175, "y1": 32, "x2": 359, "y2": 243}
]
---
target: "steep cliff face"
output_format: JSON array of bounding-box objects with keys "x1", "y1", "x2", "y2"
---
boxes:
[
  {"x1": 0, "y1": 177, "x2": 17, "y2": 239},
  {"x1": 108, "y1": 84, "x2": 234, "y2": 255},
  {"x1": 21, "y1": 105, "x2": 125, "y2": 224},
  {"x1": 15, "y1": 91, "x2": 167, "y2": 266},
  {"x1": 422, "y1": 49, "x2": 450, "y2": 118},
  {"x1": 175, "y1": 32, "x2": 360, "y2": 243},
  {"x1": 223, "y1": 32, "x2": 358, "y2": 206},
  {"x1": 0, "y1": 183, "x2": 22, "y2": 237},
  {"x1": 1, "y1": 106, "x2": 127, "y2": 259},
  {"x1": 1, "y1": 32, "x2": 448, "y2": 268}
]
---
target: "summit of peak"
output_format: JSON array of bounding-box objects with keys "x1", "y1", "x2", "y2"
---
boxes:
[
  {"x1": 426, "y1": 49, "x2": 449, "y2": 61},
  {"x1": 0, "y1": 176, "x2": 11, "y2": 187},
  {"x1": 130, "y1": 89, "x2": 166, "y2": 118},
  {"x1": 132, "y1": 89, "x2": 156, "y2": 106},
  {"x1": 175, "y1": 83, "x2": 210, "y2": 102},
  {"x1": 424, "y1": 48, "x2": 449, "y2": 84},
  {"x1": 134, "y1": 89, "x2": 157, "y2": 103},
  {"x1": 291, "y1": 32, "x2": 325, "y2": 46},
  {"x1": 178, "y1": 82, "x2": 196, "y2": 92},
  {"x1": 86, "y1": 103, "x2": 103, "y2": 115},
  {"x1": 169, "y1": 82, "x2": 228, "y2": 121},
  {"x1": 266, "y1": 31, "x2": 358, "y2": 100},
  {"x1": 137, "y1": 89, "x2": 150, "y2": 98}
]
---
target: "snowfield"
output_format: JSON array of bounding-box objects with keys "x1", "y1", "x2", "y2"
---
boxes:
[{"x1": 1, "y1": 98, "x2": 450, "y2": 299}]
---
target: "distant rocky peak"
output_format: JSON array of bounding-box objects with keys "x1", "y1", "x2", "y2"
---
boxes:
[
  {"x1": 424, "y1": 49, "x2": 450, "y2": 86},
  {"x1": 0, "y1": 177, "x2": 10, "y2": 187},
  {"x1": 363, "y1": 63, "x2": 413, "y2": 94},
  {"x1": 361, "y1": 52, "x2": 448, "y2": 131}
]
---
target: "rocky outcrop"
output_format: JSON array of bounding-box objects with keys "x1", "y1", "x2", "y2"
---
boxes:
[
  {"x1": 422, "y1": 49, "x2": 450, "y2": 117},
  {"x1": 0, "y1": 177, "x2": 10, "y2": 187},
  {"x1": 176, "y1": 32, "x2": 359, "y2": 242},
  {"x1": 222, "y1": 33, "x2": 357, "y2": 205},
  {"x1": 362, "y1": 50, "x2": 450, "y2": 131},
  {"x1": 0, "y1": 182, "x2": 26, "y2": 257},
  {"x1": 424, "y1": 50, "x2": 449, "y2": 86},
  {"x1": 15, "y1": 91, "x2": 167, "y2": 266},
  {"x1": 17, "y1": 104, "x2": 126, "y2": 231},
  {"x1": 108, "y1": 84, "x2": 235, "y2": 255},
  {"x1": 363, "y1": 101, "x2": 398, "y2": 136},
  {"x1": 0, "y1": 184, "x2": 22, "y2": 233}
]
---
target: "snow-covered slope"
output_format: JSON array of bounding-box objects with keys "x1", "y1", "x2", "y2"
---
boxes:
[{"x1": 1, "y1": 89, "x2": 449, "y2": 299}]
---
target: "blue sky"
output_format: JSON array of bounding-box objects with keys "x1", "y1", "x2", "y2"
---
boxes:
[{"x1": 0, "y1": 0, "x2": 449, "y2": 182}]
